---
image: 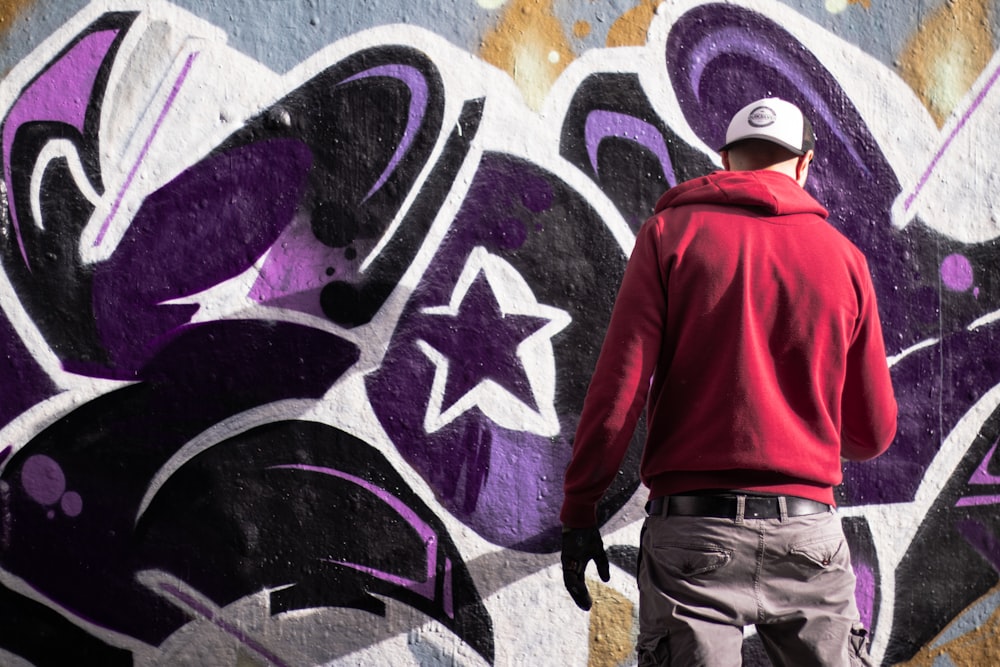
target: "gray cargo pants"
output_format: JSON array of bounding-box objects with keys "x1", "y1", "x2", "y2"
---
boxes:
[{"x1": 636, "y1": 499, "x2": 873, "y2": 666}]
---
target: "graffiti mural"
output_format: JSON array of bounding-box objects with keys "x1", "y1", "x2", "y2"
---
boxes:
[{"x1": 1, "y1": 0, "x2": 999, "y2": 665}]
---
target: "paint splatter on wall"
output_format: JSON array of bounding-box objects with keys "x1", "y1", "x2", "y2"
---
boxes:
[{"x1": 479, "y1": 0, "x2": 576, "y2": 109}]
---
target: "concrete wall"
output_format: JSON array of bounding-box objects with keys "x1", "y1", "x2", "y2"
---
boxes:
[{"x1": 0, "y1": 1, "x2": 997, "y2": 665}]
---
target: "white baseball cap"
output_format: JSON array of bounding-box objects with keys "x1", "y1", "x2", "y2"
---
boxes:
[{"x1": 719, "y1": 97, "x2": 815, "y2": 155}]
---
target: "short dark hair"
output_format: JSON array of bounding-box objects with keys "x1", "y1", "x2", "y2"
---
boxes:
[{"x1": 725, "y1": 138, "x2": 806, "y2": 169}]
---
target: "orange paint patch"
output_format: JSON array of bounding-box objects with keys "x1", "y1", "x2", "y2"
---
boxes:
[
  {"x1": 606, "y1": 0, "x2": 661, "y2": 48},
  {"x1": 894, "y1": 584, "x2": 1000, "y2": 666},
  {"x1": 0, "y1": 0, "x2": 36, "y2": 36},
  {"x1": 897, "y1": 0, "x2": 992, "y2": 126},
  {"x1": 587, "y1": 581, "x2": 636, "y2": 667},
  {"x1": 573, "y1": 20, "x2": 592, "y2": 40},
  {"x1": 479, "y1": 0, "x2": 575, "y2": 110},
  {"x1": 0, "y1": 0, "x2": 35, "y2": 77}
]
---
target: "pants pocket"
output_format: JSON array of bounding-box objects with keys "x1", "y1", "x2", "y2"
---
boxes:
[
  {"x1": 654, "y1": 542, "x2": 733, "y2": 578},
  {"x1": 789, "y1": 534, "x2": 846, "y2": 569},
  {"x1": 637, "y1": 634, "x2": 671, "y2": 667},
  {"x1": 848, "y1": 625, "x2": 873, "y2": 667}
]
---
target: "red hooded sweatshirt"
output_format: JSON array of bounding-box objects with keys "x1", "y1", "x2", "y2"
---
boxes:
[{"x1": 561, "y1": 169, "x2": 897, "y2": 528}]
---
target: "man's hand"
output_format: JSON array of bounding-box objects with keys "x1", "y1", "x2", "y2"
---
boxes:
[{"x1": 561, "y1": 526, "x2": 611, "y2": 610}]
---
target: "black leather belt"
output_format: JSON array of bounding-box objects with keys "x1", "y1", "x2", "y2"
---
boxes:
[{"x1": 646, "y1": 494, "x2": 831, "y2": 519}]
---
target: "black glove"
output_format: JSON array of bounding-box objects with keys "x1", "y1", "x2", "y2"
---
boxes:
[{"x1": 561, "y1": 526, "x2": 610, "y2": 611}]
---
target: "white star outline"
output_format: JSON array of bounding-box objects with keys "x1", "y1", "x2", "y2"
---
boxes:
[{"x1": 416, "y1": 246, "x2": 571, "y2": 436}]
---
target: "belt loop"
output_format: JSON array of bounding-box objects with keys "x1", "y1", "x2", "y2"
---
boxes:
[
  {"x1": 734, "y1": 494, "x2": 746, "y2": 524},
  {"x1": 645, "y1": 497, "x2": 669, "y2": 517},
  {"x1": 778, "y1": 496, "x2": 788, "y2": 522}
]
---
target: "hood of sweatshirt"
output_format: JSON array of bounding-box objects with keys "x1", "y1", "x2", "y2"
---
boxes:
[{"x1": 654, "y1": 169, "x2": 828, "y2": 219}]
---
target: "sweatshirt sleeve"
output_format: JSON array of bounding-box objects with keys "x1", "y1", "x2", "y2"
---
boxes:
[
  {"x1": 560, "y1": 218, "x2": 667, "y2": 527},
  {"x1": 840, "y1": 262, "x2": 897, "y2": 460}
]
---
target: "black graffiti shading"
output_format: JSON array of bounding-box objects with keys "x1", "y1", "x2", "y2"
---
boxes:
[
  {"x1": 367, "y1": 152, "x2": 641, "y2": 553},
  {"x1": 0, "y1": 181, "x2": 55, "y2": 431},
  {"x1": 606, "y1": 545, "x2": 639, "y2": 575},
  {"x1": 217, "y1": 46, "x2": 476, "y2": 329},
  {"x1": 0, "y1": 320, "x2": 359, "y2": 657},
  {"x1": 320, "y1": 97, "x2": 484, "y2": 328},
  {"x1": 885, "y1": 401, "x2": 1000, "y2": 664},
  {"x1": 0, "y1": 312, "x2": 57, "y2": 431},
  {"x1": 138, "y1": 420, "x2": 493, "y2": 664},
  {"x1": 559, "y1": 72, "x2": 716, "y2": 231},
  {"x1": 0, "y1": 581, "x2": 132, "y2": 666},
  {"x1": 0, "y1": 12, "x2": 137, "y2": 370}
]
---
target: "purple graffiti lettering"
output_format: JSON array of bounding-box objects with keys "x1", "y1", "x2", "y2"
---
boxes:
[
  {"x1": 94, "y1": 50, "x2": 199, "y2": 247},
  {"x1": 585, "y1": 110, "x2": 676, "y2": 187},
  {"x1": 269, "y1": 463, "x2": 450, "y2": 611},
  {"x1": 90, "y1": 138, "x2": 313, "y2": 373},
  {"x1": 10, "y1": 2, "x2": 1000, "y2": 663},
  {"x1": 2, "y1": 28, "x2": 120, "y2": 268},
  {"x1": 340, "y1": 65, "x2": 427, "y2": 202}
]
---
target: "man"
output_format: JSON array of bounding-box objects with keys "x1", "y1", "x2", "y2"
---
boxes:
[{"x1": 559, "y1": 98, "x2": 897, "y2": 666}]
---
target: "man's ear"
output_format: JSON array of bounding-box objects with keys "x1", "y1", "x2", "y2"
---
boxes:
[
  {"x1": 720, "y1": 150, "x2": 731, "y2": 171},
  {"x1": 795, "y1": 149, "x2": 814, "y2": 185}
]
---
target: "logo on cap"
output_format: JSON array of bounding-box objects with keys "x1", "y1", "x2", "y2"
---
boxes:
[{"x1": 747, "y1": 106, "x2": 776, "y2": 128}]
